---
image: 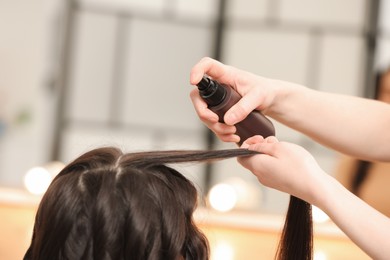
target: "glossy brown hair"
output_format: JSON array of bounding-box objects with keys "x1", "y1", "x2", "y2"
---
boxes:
[
  {"x1": 275, "y1": 196, "x2": 313, "y2": 260},
  {"x1": 24, "y1": 147, "x2": 312, "y2": 259}
]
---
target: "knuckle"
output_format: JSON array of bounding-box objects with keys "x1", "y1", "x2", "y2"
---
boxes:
[
  {"x1": 199, "y1": 114, "x2": 211, "y2": 122},
  {"x1": 189, "y1": 89, "x2": 199, "y2": 99},
  {"x1": 234, "y1": 104, "x2": 251, "y2": 119},
  {"x1": 201, "y1": 56, "x2": 212, "y2": 63}
]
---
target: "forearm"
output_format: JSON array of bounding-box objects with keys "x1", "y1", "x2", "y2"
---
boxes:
[
  {"x1": 314, "y1": 174, "x2": 390, "y2": 260},
  {"x1": 269, "y1": 79, "x2": 390, "y2": 161}
]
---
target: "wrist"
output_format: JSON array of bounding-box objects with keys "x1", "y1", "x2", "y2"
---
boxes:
[
  {"x1": 266, "y1": 79, "x2": 302, "y2": 117},
  {"x1": 310, "y1": 172, "x2": 342, "y2": 212}
]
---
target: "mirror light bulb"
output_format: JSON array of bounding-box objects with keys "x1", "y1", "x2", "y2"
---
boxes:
[
  {"x1": 212, "y1": 241, "x2": 234, "y2": 260},
  {"x1": 208, "y1": 183, "x2": 238, "y2": 212},
  {"x1": 314, "y1": 250, "x2": 327, "y2": 260},
  {"x1": 24, "y1": 167, "x2": 52, "y2": 195}
]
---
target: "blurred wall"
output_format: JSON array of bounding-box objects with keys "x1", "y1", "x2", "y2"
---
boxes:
[
  {"x1": 46, "y1": 1, "x2": 216, "y2": 201},
  {"x1": 0, "y1": 0, "x2": 49, "y2": 187},
  {"x1": 376, "y1": 0, "x2": 390, "y2": 70}
]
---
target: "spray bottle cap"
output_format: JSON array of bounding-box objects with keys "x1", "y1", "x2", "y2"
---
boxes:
[{"x1": 197, "y1": 76, "x2": 226, "y2": 106}]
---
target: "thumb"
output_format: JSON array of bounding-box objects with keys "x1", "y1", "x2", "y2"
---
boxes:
[
  {"x1": 247, "y1": 141, "x2": 279, "y2": 157},
  {"x1": 240, "y1": 135, "x2": 265, "y2": 148}
]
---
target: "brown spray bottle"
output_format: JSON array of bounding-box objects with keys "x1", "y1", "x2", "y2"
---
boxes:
[{"x1": 197, "y1": 76, "x2": 275, "y2": 145}]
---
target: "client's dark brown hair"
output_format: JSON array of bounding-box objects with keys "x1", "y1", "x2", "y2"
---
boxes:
[
  {"x1": 24, "y1": 147, "x2": 312, "y2": 260},
  {"x1": 275, "y1": 196, "x2": 313, "y2": 260}
]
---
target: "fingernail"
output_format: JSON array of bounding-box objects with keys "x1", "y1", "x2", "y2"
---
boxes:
[
  {"x1": 211, "y1": 114, "x2": 219, "y2": 122},
  {"x1": 190, "y1": 72, "x2": 199, "y2": 85},
  {"x1": 195, "y1": 72, "x2": 203, "y2": 84},
  {"x1": 225, "y1": 112, "x2": 238, "y2": 125}
]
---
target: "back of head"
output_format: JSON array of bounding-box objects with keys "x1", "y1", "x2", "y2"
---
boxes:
[
  {"x1": 24, "y1": 146, "x2": 312, "y2": 260},
  {"x1": 24, "y1": 147, "x2": 209, "y2": 260}
]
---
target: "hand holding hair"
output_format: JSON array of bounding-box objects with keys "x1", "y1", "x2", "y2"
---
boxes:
[
  {"x1": 239, "y1": 136, "x2": 314, "y2": 260},
  {"x1": 239, "y1": 136, "x2": 390, "y2": 259},
  {"x1": 238, "y1": 135, "x2": 325, "y2": 206}
]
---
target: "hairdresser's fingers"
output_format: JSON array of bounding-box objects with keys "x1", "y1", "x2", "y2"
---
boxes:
[
  {"x1": 241, "y1": 135, "x2": 265, "y2": 148},
  {"x1": 247, "y1": 142, "x2": 279, "y2": 157},
  {"x1": 265, "y1": 136, "x2": 279, "y2": 143},
  {"x1": 224, "y1": 88, "x2": 265, "y2": 125},
  {"x1": 190, "y1": 57, "x2": 228, "y2": 85},
  {"x1": 206, "y1": 122, "x2": 237, "y2": 135},
  {"x1": 237, "y1": 150, "x2": 276, "y2": 183},
  {"x1": 216, "y1": 133, "x2": 241, "y2": 143},
  {"x1": 190, "y1": 88, "x2": 239, "y2": 141},
  {"x1": 190, "y1": 89, "x2": 219, "y2": 123}
]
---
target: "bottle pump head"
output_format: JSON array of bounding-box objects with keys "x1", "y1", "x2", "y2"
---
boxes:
[{"x1": 197, "y1": 76, "x2": 226, "y2": 106}]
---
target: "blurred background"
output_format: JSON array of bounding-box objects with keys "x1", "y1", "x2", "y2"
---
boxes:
[{"x1": 1, "y1": 0, "x2": 390, "y2": 259}]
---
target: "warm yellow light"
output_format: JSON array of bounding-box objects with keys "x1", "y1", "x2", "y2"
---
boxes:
[
  {"x1": 314, "y1": 250, "x2": 327, "y2": 260},
  {"x1": 24, "y1": 167, "x2": 52, "y2": 195},
  {"x1": 23, "y1": 161, "x2": 64, "y2": 195},
  {"x1": 212, "y1": 241, "x2": 234, "y2": 260},
  {"x1": 224, "y1": 177, "x2": 262, "y2": 210},
  {"x1": 312, "y1": 205, "x2": 330, "y2": 223},
  {"x1": 208, "y1": 183, "x2": 237, "y2": 212}
]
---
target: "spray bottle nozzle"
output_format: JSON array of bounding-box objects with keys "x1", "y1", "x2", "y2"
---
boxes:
[
  {"x1": 196, "y1": 75, "x2": 226, "y2": 107},
  {"x1": 197, "y1": 76, "x2": 211, "y2": 91}
]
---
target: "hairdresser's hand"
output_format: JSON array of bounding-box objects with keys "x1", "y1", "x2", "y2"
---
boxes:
[
  {"x1": 241, "y1": 136, "x2": 390, "y2": 260},
  {"x1": 238, "y1": 136, "x2": 327, "y2": 205},
  {"x1": 189, "y1": 57, "x2": 278, "y2": 143}
]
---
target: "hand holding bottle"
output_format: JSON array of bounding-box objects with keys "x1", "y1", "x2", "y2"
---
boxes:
[
  {"x1": 190, "y1": 57, "x2": 283, "y2": 142},
  {"x1": 196, "y1": 75, "x2": 275, "y2": 144}
]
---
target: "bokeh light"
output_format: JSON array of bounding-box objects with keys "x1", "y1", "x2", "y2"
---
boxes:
[
  {"x1": 314, "y1": 250, "x2": 327, "y2": 260},
  {"x1": 208, "y1": 183, "x2": 238, "y2": 212},
  {"x1": 23, "y1": 161, "x2": 64, "y2": 195},
  {"x1": 24, "y1": 167, "x2": 52, "y2": 195},
  {"x1": 212, "y1": 241, "x2": 234, "y2": 260}
]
